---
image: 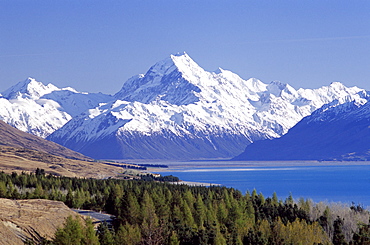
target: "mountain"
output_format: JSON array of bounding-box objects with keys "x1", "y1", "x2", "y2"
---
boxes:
[
  {"x1": 47, "y1": 53, "x2": 367, "y2": 160},
  {"x1": 233, "y1": 96, "x2": 370, "y2": 161},
  {"x1": 0, "y1": 77, "x2": 113, "y2": 138}
]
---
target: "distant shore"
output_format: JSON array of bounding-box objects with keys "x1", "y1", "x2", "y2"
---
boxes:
[
  {"x1": 140, "y1": 160, "x2": 370, "y2": 172},
  {"x1": 139, "y1": 160, "x2": 370, "y2": 188},
  {"x1": 169, "y1": 180, "x2": 221, "y2": 187}
]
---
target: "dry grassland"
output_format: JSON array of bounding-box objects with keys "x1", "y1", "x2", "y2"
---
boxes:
[{"x1": 0, "y1": 146, "x2": 124, "y2": 178}]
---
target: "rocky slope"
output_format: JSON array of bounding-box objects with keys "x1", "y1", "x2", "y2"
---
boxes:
[{"x1": 0, "y1": 198, "x2": 80, "y2": 244}]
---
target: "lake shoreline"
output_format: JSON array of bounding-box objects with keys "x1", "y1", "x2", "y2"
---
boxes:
[{"x1": 141, "y1": 160, "x2": 370, "y2": 172}]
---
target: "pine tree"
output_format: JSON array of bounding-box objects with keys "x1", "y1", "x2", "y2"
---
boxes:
[
  {"x1": 333, "y1": 216, "x2": 348, "y2": 245},
  {"x1": 140, "y1": 190, "x2": 163, "y2": 244},
  {"x1": 121, "y1": 192, "x2": 141, "y2": 225},
  {"x1": 0, "y1": 180, "x2": 7, "y2": 197},
  {"x1": 65, "y1": 188, "x2": 74, "y2": 207},
  {"x1": 53, "y1": 215, "x2": 84, "y2": 245},
  {"x1": 285, "y1": 193, "x2": 294, "y2": 206},
  {"x1": 115, "y1": 223, "x2": 141, "y2": 245},
  {"x1": 181, "y1": 199, "x2": 195, "y2": 228},
  {"x1": 169, "y1": 231, "x2": 180, "y2": 245},
  {"x1": 98, "y1": 222, "x2": 115, "y2": 245},
  {"x1": 194, "y1": 194, "x2": 206, "y2": 228},
  {"x1": 6, "y1": 181, "x2": 15, "y2": 197},
  {"x1": 83, "y1": 218, "x2": 99, "y2": 245},
  {"x1": 352, "y1": 223, "x2": 370, "y2": 245},
  {"x1": 272, "y1": 192, "x2": 279, "y2": 206}
]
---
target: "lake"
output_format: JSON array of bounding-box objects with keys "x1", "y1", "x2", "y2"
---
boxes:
[{"x1": 145, "y1": 161, "x2": 370, "y2": 207}]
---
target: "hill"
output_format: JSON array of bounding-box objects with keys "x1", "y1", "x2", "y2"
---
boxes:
[
  {"x1": 0, "y1": 119, "x2": 90, "y2": 161},
  {"x1": 0, "y1": 119, "x2": 125, "y2": 178},
  {"x1": 0, "y1": 198, "x2": 81, "y2": 244}
]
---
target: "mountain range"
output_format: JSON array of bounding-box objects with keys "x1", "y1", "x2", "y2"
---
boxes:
[
  {"x1": 234, "y1": 97, "x2": 370, "y2": 161},
  {"x1": 0, "y1": 77, "x2": 112, "y2": 138},
  {"x1": 1, "y1": 52, "x2": 368, "y2": 160}
]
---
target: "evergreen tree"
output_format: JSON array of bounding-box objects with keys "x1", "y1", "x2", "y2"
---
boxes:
[
  {"x1": 333, "y1": 216, "x2": 348, "y2": 245},
  {"x1": 194, "y1": 194, "x2": 206, "y2": 228},
  {"x1": 65, "y1": 188, "x2": 74, "y2": 207},
  {"x1": 272, "y1": 192, "x2": 279, "y2": 206},
  {"x1": 181, "y1": 198, "x2": 195, "y2": 228},
  {"x1": 121, "y1": 191, "x2": 141, "y2": 225},
  {"x1": 83, "y1": 218, "x2": 99, "y2": 245},
  {"x1": 0, "y1": 180, "x2": 7, "y2": 197},
  {"x1": 115, "y1": 223, "x2": 141, "y2": 245},
  {"x1": 169, "y1": 231, "x2": 180, "y2": 245},
  {"x1": 352, "y1": 223, "x2": 370, "y2": 245},
  {"x1": 97, "y1": 222, "x2": 115, "y2": 245},
  {"x1": 53, "y1": 215, "x2": 84, "y2": 245},
  {"x1": 140, "y1": 191, "x2": 163, "y2": 244}
]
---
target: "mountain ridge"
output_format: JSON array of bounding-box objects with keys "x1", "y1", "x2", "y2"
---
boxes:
[
  {"x1": 2, "y1": 53, "x2": 368, "y2": 160},
  {"x1": 0, "y1": 77, "x2": 112, "y2": 137},
  {"x1": 233, "y1": 97, "x2": 370, "y2": 161},
  {"x1": 45, "y1": 53, "x2": 367, "y2": 160}
]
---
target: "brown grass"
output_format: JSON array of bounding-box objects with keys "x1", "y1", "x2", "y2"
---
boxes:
[
  {"x1": 0, "y1": 198, "x2": 83, "y2": 244},
  {"x1": 0, "y1": 145, "x2": 124, "y2": 178},
  {"x1": 0, "y1": 120, "x2": 90, "y2": 161}
]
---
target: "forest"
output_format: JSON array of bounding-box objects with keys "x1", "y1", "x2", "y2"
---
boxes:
[{"x1": 0, "y1": 169, "x2": 369, "y2": 245}]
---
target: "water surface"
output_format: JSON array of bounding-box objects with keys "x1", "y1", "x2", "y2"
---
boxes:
[{"x1": 148, "y1": 161, "x2": 370, "y2": 207}]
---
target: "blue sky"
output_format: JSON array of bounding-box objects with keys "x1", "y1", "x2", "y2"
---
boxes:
[{"x1": 1, "y1": 1, "x2": 370, "y2": 94}]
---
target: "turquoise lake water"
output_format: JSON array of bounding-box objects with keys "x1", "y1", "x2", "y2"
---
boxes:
[{"x1": 151, "y1": 162, "x2": 370, "y2": 207}]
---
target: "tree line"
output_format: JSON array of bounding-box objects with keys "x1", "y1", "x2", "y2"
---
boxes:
[{"x1": 1, "y1": 170, "x2": 369, "y2": 244}]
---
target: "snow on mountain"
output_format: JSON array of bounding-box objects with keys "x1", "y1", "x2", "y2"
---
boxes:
[
  {"x1": 234, "y1": 95, "x2": 370, "y2": 161},
  {"x1": 0, "y1": 77, "x2": 113, "y2": 138},
  {"x1": 42, "y1": 90, "x2": 113, "y2": 117},
  {"x1": 2, "y1": 77, "x2": 61, "y2": 100},
  {"x1": 48, "y1": 53, "x2": 368, "y2": 160}
]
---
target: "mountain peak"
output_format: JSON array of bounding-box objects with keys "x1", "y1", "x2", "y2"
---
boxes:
[
  {"x1": 171, "y1": 51, "x2": 188, "y2": 57},
  {"x1": 114, "y1": 52, "x2": 204, "y2": 105},
  {"x1": 329, "y1": 81, "x2": 345, "y2": 87},
  {"x1": 2, "y1": 77, "x2": 59, "y2": 100}
]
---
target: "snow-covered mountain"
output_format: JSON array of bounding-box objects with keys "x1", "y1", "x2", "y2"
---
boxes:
[
  {"x1": 233, "y1": 96, "x2": 370, "y2": 161},
  {"x1": 47, "y1": 52, "x2": 368, "y2": 160},
  {"x1": 0, "y1": 77, "x2": 113, "y2": 138}
]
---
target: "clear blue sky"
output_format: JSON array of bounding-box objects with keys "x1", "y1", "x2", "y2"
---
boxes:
[{"x1": 1, "y1": 1, "x2": 369, "y2": 94}]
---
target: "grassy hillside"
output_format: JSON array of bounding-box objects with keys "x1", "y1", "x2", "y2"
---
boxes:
[
  {"x1": 0, "y1": 145, "x2": 125, "y2": 178},
  {"x1": 0, "y1": 120, "x2": 90, "y2": 161},
  {"x1": 0, "y1": 120, "x2": 128, "y2": 178}
]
